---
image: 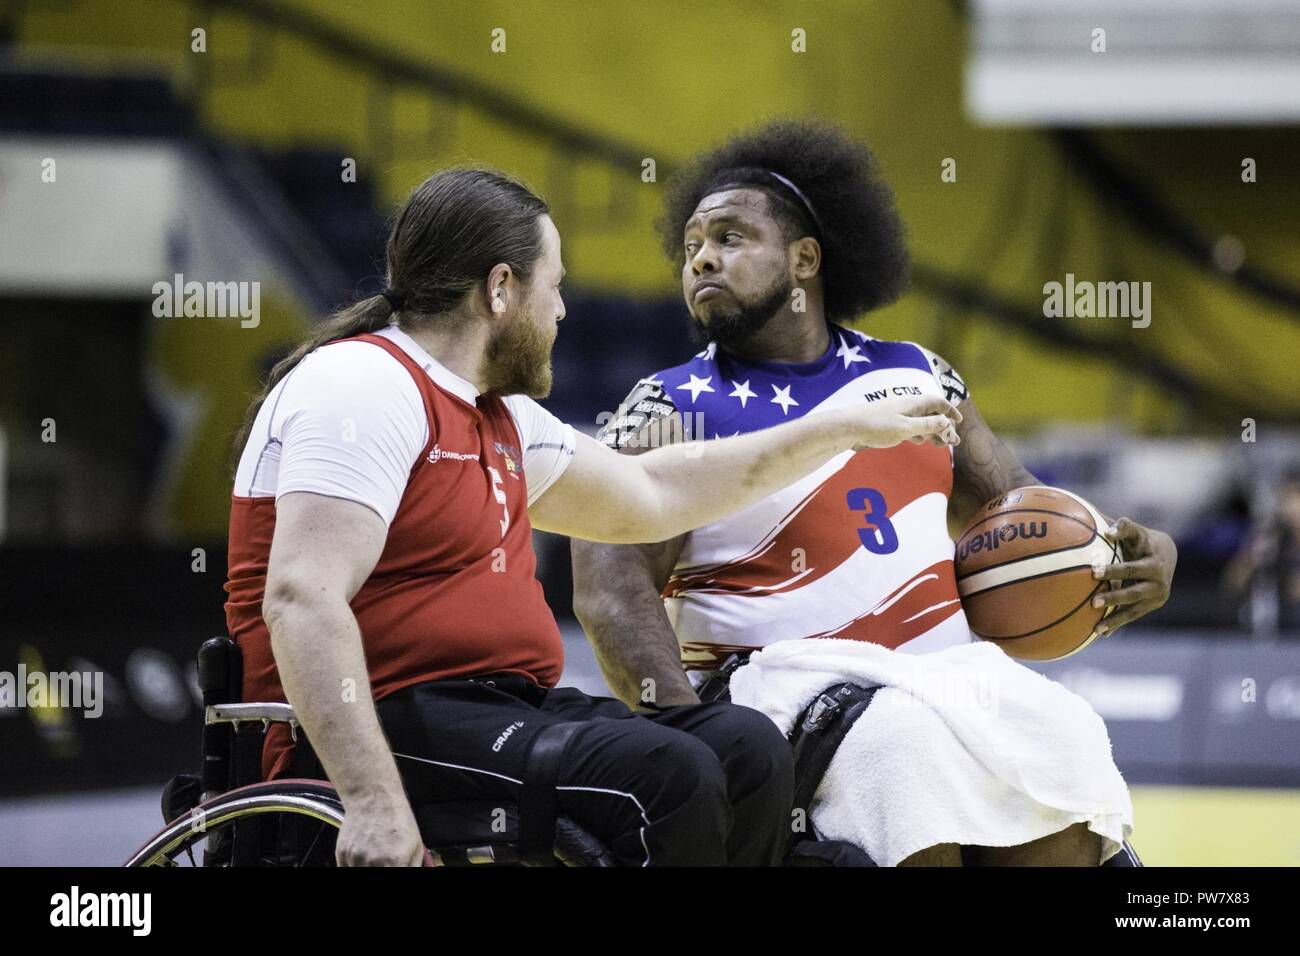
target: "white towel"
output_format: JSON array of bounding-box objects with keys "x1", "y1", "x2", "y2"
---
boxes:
[{"x1": 729, "y1": 638, "x2": 1133, "y2": 866}]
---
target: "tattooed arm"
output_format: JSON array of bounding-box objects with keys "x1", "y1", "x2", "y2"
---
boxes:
[
  {"x1": 571, "y1": 476, "x2": 697, "y2": 708},
  {"x1": 948, "y1": 399, "x2": 1040, "y2": 539},
  {"x1": 928, "y1": 349, "x2": 1177, "y2": 635},
  {"x1": 571, "y1": 382, "x2": 699, "y2": 708},
  {"x1": 918, "y1": 349, "x2": 1038, "y2": 538}
]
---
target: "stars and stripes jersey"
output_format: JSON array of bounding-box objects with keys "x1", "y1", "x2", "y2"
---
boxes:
[{"x1": 597, "y1": 324, "x2": 976, "y2": 673}]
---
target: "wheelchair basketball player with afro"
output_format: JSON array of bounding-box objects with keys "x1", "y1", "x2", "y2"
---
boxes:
[{"x1": 572, "y1": 120, "x2": 1177, "y2": 866}]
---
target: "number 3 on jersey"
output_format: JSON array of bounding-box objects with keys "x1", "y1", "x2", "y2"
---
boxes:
[{"x1": 846, "y1": 487, "x2": 899, "y2": 554}]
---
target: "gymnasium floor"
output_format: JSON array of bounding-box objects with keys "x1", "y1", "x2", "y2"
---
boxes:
[
  {"x1": 1128, "y1": 786, "x2": 1300, "y2": 866},
  {"x1": 2, "y1": 785, "x2": 1293, "y2": 867}
]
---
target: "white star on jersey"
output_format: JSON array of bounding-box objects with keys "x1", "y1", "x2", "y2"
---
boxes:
[
  {"x1": 677, "y1": 374, "x2": 715, "y2": 402},
  {"x1": 835, "y1": 341, "x2": 871, "y2": 369},
  {"x1": 729, "y1": 379, "x2": 757, "y2": 408},
  {"x1": 770, "y1": 384, "x2": 799, "y2": 414}
]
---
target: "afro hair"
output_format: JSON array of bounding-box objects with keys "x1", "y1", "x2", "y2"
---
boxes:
[{"x1": 658, "y1": 119, "x2": 910, "y2": 322}]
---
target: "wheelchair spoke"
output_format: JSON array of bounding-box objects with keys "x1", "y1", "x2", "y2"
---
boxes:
[{"x1": 297, "y1": 823, "x2": 326, "y2": 867}]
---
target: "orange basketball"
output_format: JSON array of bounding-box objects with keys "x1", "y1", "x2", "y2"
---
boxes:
[{"x1": 954, "y1": 486, "x2": 1120, "y2": 661}]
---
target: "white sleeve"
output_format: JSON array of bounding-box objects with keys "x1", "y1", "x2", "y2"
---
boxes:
[
  {"x1": 502, "y1": 394, "x2": 578, "y2": 507},
  {"x1": 272, "y1": 342, "x2": 428, "y2": 526}
]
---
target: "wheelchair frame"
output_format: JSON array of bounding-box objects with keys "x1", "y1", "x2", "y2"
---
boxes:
[
  {"x1": 124, "y1": 640, "x2": 1141, "y2": 867},
  {"x1": 123, "y1": 637, "x2": 614, "y2": 867}
]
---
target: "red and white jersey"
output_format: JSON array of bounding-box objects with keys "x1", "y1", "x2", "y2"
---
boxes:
[
  {"x1": 225, "y1": 325, "x2": 576, "y2": 776},
  {"x1": 600, "y1": 325, "x2": 976, "y2": 673}
]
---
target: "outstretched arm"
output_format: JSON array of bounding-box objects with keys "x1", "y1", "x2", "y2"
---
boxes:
[{"x1": 530, "y1": 394, "x2": 961, "y2": 544}]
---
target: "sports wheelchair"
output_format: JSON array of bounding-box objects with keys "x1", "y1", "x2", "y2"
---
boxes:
[{"x1": 124, "y1": 637, "x2": 615, "y2": 867}]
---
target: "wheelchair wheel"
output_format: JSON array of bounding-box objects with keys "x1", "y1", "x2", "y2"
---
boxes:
[{"x1": 125, "y1": 780, "x2": 344, "y2": 867}]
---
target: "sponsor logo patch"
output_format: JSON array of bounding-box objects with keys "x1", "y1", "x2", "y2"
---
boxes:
[{"x1": 428, "y1": 444, "x2": 480, "y2": 463}]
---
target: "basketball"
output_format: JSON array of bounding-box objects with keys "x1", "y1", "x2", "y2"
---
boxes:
[{"x1": 954, "y1": 486, "x2": 1120, "y2": 661}]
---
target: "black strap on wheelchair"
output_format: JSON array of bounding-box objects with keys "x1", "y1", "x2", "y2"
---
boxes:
[
  {"x1": 695, "y1": 652, "x2": 752, "y2": 704},
  {"x1": 518, "y1": 721, "x2": 584, "y2": 866},
  {"x1": 679, "y1": 652, "x2": 884, "y2": 861},
  {"x1": 789, "y1": 682, "x2": 881, "y2": 828}
]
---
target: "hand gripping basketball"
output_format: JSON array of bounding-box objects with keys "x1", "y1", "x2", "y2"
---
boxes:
[{"x1": 1090, "y1": 516, "x2": 1178, "y2": 637}]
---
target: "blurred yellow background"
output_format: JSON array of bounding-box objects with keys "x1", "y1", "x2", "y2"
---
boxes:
[{"x1": 20, "y1": 0, "x2": 1300, "y2": 436}]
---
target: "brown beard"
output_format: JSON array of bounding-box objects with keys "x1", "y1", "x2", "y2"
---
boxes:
[{"x1": 481, "y1": 312, "x2": 554, "y2": 398}]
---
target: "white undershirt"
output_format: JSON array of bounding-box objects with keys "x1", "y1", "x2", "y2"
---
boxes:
[{"x1": 233, "y1": 325, "x2": 577, "y2": 526}]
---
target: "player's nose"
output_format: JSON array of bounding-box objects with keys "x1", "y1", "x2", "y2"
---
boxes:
[{"x1": 690, "y1": 244, "x2": 720, "y2": 275}]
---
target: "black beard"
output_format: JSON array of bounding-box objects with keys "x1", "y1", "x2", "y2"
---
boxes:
[{"x1": 688, "y1": 274, "x2": 792, "y2": 352}]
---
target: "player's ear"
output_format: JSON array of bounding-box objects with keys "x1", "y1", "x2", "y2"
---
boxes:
[
  {"x1": 790, "y1": 236, "x2": 821, "y2": 282},
  {"x1": 485, "y1": 263, "x2": 513, "y2": 315}
]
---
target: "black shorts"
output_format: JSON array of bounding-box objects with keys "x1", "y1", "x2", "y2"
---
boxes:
[{"x1": 375, "y1": 673, "x2": 795, "y2": 866}]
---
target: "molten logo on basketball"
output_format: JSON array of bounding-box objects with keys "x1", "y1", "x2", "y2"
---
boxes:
[
  {"x1": 957, "y1": 521, "x2": 1047, "y2": 560},
  {"x1": 956, "y1": 486, "x2": 1114, "y2": 661}
]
